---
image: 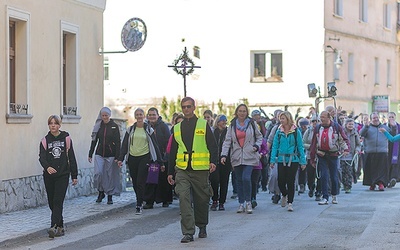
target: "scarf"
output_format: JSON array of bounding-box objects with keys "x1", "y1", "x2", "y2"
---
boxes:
[
  {"x1": 390, "y1": 123, "x2": 400, "y2": 164},
  {"x1": 91, "y1": 107, "x2": 111, "y2": 141},
  {"x1": 236, "y1": 118, "x2": 250, "y2": 132}
]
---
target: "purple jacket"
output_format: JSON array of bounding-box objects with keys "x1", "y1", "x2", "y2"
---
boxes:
[{"x1": 254, "y1": 138, "x2": 268, "y2": 170}]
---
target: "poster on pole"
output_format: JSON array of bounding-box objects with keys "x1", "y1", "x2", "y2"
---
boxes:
[{"x1": 372, "y1": 95, "x2": 389, "y2": 113}]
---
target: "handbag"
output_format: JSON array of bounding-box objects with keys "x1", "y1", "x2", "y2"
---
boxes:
[{"x1": 146, "y1": 162, "x2": 160, "y2": 184}]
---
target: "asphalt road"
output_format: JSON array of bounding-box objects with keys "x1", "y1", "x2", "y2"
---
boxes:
[{"x1": 6, "y1": 182, "x2": 400, "y2": 250}]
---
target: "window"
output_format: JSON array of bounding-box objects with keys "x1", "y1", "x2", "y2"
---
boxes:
[
  {"x1": 386, "y1": 59, "x2": 391, "y2": 87},
  {"x1": 384, "y1": 3, "x2": 391, "y2": 29},
  {"x1": 6, "y1": 7, "x2": 32, "y2": 124},
  {"x1": 61, "y1": 21, "x2": 80, "y2": 123},
  {"x1": 334, "y1": 0, "x2": 343, "y2": 17},
  {"x1": 104, "y1": 56, "x2": 109, "y2": 81},
  {"x1": 360, "y1": 0, "x2": 368, "y2": 22},
  {"x1": 374, "y1": 57, "x2": 379, "y2": 85},
  {"x1": 348, "y1": 53, "x2": 354, "y2": 83},
  {"x1": 193, "y1": 46, "x2": 200, "y2": 59},
  {"x1": 250, "y1": 51, "x2": 283, "y2": 82}
]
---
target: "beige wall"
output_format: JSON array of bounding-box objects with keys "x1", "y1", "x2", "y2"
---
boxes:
[
  {"x1": 323, "y1": 0, "x2": 399, "y2": 115},
  {"x1": 0, "y1": 0, "x2": 105, "y2": 180}
]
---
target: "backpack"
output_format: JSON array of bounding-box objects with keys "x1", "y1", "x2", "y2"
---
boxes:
[
  {"x1": 277, "y1": 128, "x2": 300, "y2": 155},
  {"x1": 41, "y1": 136, "x2": 71, "y2": 152},
  {"x1": 314, "y1": 122, "x2": 341, "y2": 151}
]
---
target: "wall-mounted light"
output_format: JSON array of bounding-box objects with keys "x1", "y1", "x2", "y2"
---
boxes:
[
  {"x1": 334, "y1": 50, "x2": 343, "y2": 70},
  {"x1": 326, "y1": 45, "x2": 343, "y2": 70}
]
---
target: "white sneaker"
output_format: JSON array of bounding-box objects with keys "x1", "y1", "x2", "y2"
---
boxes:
[
  {"x1": 318, "y1": 198, "x2": 328, "y2": 205},
  {"x1": 281, "y1": 195, "x2": 287, "y2": 207},
  {"x1": 245, "y1": 202, "x2": 253, "y2": 214},
  {"x1": 332, "y1": 195, "x2": 338, "y2": 204},
  {"x1": 237, "y1": 204, "x2": 245, "y2": 213},
  {"x1": 287, "y1": 203, "x2": 293, "y2": 212}
]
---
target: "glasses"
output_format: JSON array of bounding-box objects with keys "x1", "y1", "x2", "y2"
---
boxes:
[{"x1": 181, "y1": 105, "x2": 192, "y2": 109}]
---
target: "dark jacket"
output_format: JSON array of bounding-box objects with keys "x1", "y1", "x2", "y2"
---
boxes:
[
  {"x1": 118, "y1": 122, "x2": 163, "y2": 164},
  {"x1": 89, "y1": 119, "x2": 121, "y2": 158},
  {"x1": 213, "y1": 126, "x2": 231, "y2": 165},
  {"x1": 39, "y1": 131, "x2": 78, "y2": 180},
  {"x1": 168, "y1": 115, "x2": 218, "y2": 175},
  {"x1": 150, "y1": 117, "x2": 171, "y2": 161}
]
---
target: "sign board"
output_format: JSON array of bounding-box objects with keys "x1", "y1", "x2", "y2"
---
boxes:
[
  {"x1": 372, "y1": 95, "x2": 389, "y2": 113},
  {"x1": 121, "y1": 17, "x2": 147, "y2": 52}
]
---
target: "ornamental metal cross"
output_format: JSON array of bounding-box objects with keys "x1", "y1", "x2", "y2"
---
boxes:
[{"x1": 168, "y1": 47, "x2": 201, "y2": 97}]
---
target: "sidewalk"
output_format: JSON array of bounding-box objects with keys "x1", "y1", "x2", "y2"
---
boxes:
[{"x1": 0, "y1": 190, "x2": 135, "y2": 246}]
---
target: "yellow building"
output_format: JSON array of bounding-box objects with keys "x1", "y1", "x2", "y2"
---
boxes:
[{"x1": 0, "y1": 0, "x2": 106, "y2": 212}]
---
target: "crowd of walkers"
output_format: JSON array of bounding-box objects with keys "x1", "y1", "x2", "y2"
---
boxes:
[{"x1": 38, "y1": 98, "x2": 400, "y2": 242}]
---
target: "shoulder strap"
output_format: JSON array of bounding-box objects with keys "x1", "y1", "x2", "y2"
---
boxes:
[
  {"x1": 250, "y1": 120, "x2": 257, "y2": 142},
  {"x1": 66, "y1": 136, "x2": 71, "y2": 152},
  {"x1": 41, "y1": 136, "x2": 70, "y2": 152},
  {"x1": 41, "y1": 137, "x2": 47, "y2": 150}
]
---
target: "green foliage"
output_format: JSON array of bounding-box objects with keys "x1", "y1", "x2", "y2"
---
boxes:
[{"x1": 161, "y1": 96, "x2": 168, "y2": 120}]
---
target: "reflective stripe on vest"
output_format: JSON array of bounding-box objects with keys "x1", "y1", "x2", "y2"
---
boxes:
[{"x1": 174, "y1": 119, "x2": 210, "y2": 170}]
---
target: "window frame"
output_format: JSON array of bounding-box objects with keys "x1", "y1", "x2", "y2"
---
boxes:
[
  {"x1": 348, "y1": 53, "x2": 354, "y2": 83},
  {"x1": 374, "y1": 57, "x2": 380, "y2": 86},
  {"x1": 6, "y1": 7, "x2": 32, "y2": 124},
  {"x1": 250, "y1": 50, "x2": 283, "y2": 83},
  {"x1": 60, "y1": 20, "x2": 81, "y2": 124},
  {"x1": 383, "y1": 3, "x2": 391, "y2": 29},
  {"x1": 334, "y1": 0, "x2": 344, "y2": 17},
  {"x1": 386, "y1": 59, "x2": 391, "y2": 87},
  {"x1": 359, "y1": 0, "x2": 368, "y2": 23}
]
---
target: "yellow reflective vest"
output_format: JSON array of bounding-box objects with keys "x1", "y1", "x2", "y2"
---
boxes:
[{"x1": 174, "y1": 119, "x2": 210, "y2": 170}]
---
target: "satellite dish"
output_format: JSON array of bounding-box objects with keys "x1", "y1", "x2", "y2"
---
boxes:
[{"x1": 121, "y1": 17, "x2": 147, "y2": 52}]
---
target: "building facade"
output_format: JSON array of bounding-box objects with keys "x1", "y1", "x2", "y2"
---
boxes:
[{"x1": 0, "y1": 0, "x2": 107, "y2": 213}]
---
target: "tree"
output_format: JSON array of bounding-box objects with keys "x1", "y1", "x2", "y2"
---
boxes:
[{"x1": 161, "y1": 96, "x2": 168, "y2": 121}]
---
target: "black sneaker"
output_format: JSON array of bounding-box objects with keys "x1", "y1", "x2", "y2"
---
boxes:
[
  {"x1": 135, "y1": 206, "x2": 143, "y2": 215},
  {"x1": 308, "y1": 189, "x2": 314, "y2": 198},
  {"x1": 218, "y1": 203, "x2": 225, "y2": 211},
  {"x1": 272, "y1": 194, "x2": 281, "y2": 204},
  {"x1": 251, "y1": 200, "x2": 258, "y2": 209},
  {"x1": 181, "y1": 234, "x2": 194, "y2": 243},
  {"x1": 162, "y1": 202, "x2": 169, "y2": 207},
  {"x1": 143, "y1": 203, "x2": 154, "y2": 209},
  {"x1": 198, "y1": 227, "x2": 207, "y2": 238}
]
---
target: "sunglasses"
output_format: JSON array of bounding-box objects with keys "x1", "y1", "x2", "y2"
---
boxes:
[{"x1": 181, "y1": 105, "x2": 192, "y2": 109}]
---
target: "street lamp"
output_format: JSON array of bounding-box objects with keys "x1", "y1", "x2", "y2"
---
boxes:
[{"x1": 334, "y1": 50, "x2": 343, "y2": 70}]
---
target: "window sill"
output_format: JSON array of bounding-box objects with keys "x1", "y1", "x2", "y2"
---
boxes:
[
  {"x1": 61, "y1": 115, "x2": 81, "y2": 124},
  {"x1": 6, "y1": 114, "x2": 33, "y2": 124},
  {"x1": 251, "y1": 77, "x2": 283, "y2": 83}
]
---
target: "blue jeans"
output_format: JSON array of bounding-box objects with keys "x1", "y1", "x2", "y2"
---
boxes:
[
  {"x1": 235, "y1": 165, "x2": 253, "y2": 203},
  {"x1": 318, "y1": 155, "x2": 339, "y2": 200}
]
